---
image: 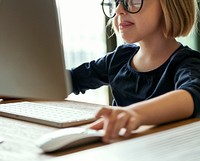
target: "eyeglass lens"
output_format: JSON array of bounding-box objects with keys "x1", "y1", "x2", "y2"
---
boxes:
[{"x1": 101, "y1": 0, "x2": 143, "y2": 18}]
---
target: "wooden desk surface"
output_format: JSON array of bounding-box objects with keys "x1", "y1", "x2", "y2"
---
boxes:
[{"x1": 0, "y1": 100, "x2": 199, "y2": 161}]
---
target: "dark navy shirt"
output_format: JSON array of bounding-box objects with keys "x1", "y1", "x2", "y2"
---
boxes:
[{"x1": 70, "y1": 44, "x2": 200, "y2": 117}]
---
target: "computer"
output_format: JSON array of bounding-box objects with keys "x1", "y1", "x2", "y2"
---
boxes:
[
  {"x1": 0, "y1": 0, "x2": 71, "y2": 100},
  {"x1": 0, "y1": 0, "x2": 100, "y2": 127}
]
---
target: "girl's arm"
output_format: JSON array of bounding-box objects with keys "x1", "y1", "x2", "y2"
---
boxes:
[
  {"x1": 91, "y1": 89, "x2": 194, "y2": 143},
  {"x1": 128, "y1": 89, "x2": 194, "y2": 125}
]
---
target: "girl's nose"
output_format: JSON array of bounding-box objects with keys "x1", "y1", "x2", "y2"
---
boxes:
[{"x1": 115, "y1": 1, "x2": 127, "y2": 16}]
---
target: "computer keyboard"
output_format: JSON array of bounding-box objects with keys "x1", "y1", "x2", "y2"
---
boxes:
[{"x1": 0, "y1": 101, "x2": 100, "y2": 127}]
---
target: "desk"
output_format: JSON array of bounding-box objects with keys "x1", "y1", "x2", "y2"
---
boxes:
[{"x1": 0, "y1": 100, "x2": 200, "y2": 161}]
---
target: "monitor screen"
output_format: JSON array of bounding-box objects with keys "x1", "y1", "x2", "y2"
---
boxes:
[{"x1": 0, "y1": 0, "x2": 71, "y2": 100}]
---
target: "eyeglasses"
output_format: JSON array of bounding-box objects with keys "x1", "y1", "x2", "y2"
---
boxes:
[{"x1": 101, "y1": 0, "x2": 143, "y2": 18}]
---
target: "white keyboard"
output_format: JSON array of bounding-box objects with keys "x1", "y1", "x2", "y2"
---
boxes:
[{"x1": 0, "y1": 101, "x2": 100, "y2": 127}]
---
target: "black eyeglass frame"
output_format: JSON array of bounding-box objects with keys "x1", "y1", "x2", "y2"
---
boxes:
[{"x1": 101, "y1": 0, "x2": 144, "y2": 18}]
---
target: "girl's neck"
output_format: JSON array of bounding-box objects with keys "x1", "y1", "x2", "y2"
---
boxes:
[
  {"x1": 131, "y1": 37, "x2": 180, "y2": 72},
  {"x1": 138, "y1": 36, "x2": 180, "y2": 58}
]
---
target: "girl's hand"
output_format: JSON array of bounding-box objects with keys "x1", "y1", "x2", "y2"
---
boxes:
[{"x1": 90, "y1": 106, "x2": 142, "y2": 143}]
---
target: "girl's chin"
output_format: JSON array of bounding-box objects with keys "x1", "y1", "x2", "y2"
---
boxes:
[
  {"x1": 119, "y1": 35, "x2": 138, "y2": 44},
  {"x1": 121, "y1": 38, "x2": 138, "y2": 44}
]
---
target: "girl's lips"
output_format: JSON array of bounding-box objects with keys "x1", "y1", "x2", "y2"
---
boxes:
[{"x1": 119, "y1": 21, "x2": 134, "y2": 29}]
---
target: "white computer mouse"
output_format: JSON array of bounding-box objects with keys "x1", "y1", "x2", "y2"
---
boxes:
[{"x1": 36, "y1": 127, "x2": 104, "y2": 152}]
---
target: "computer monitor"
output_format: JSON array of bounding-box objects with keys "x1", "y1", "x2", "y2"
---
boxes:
[{"x1": 0, "y1": 0, "x2": 71, "y2": 100}]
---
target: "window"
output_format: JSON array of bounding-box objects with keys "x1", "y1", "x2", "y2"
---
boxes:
[
  {"x1": 176, "y1": 33, "x2": 198, "y2": 50},
  {"x1": 57, "y1": 0, "x2": 109, "y2": 105}
]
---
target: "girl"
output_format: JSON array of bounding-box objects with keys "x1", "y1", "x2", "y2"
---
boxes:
[{"x1": 69, "y1": 0, "x2": 200, "y2": 143}]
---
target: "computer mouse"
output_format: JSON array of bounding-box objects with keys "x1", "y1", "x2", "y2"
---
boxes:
[{"x1": 36, "y1": 127, "x2": 104, "y2": 152}]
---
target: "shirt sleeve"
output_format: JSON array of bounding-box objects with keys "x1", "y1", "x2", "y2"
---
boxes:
[
  {"x1": 69, "y1": 44, "x2": 138, "y2": 95},
  {"x1": 174, "y1": 54, "x2": 200, "y2": 118},
  {"x1": 69, "y1": 53, "x2": 113, "y2": 94}
]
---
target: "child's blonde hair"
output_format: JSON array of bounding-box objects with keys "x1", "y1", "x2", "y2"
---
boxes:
[
  {"x1": 109, "y1": 0, "x2": 199, "y2": 38},
  {"x1": 160, "y1": 0, "x2": 197, "y2": 37}
]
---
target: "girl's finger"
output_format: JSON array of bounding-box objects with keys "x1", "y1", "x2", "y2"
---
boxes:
[
  {"x1": 95, "y1": 107, "x2": 113, "y2": 118},
  {"x1": 103, "y1": 110, "x2": 121, "y2": 142},
  {"x1": 124, "y1": 117, "x2": 139, "y2": 137},
  {"x1": 111, "y1": 112, "x2": 129, "y2": 138},
  {"x1": 88, "y1": 118, "x2": 104, "y2": 130}
]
